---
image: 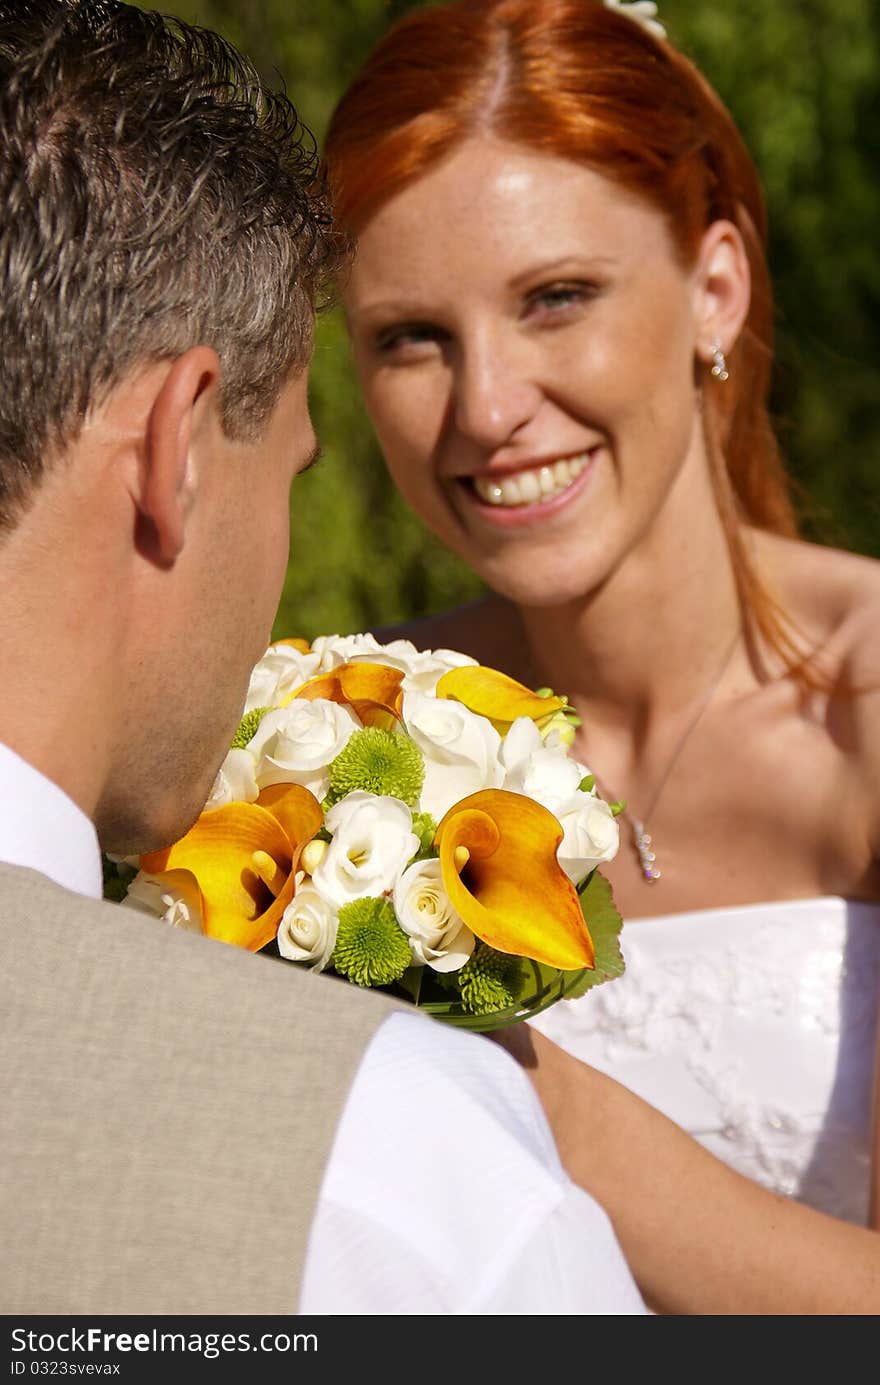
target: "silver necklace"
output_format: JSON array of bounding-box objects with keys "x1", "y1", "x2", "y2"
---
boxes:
[{"x1": 590, "y1": 629, "x2": 741, "y2": 884}]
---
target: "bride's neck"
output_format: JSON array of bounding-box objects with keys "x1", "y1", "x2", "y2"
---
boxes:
[{"x1": 507, "y1": 529, "x2": 745, "y2": 729}]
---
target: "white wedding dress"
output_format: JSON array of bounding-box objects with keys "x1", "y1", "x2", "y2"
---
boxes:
[{"x1": 530, "y1": 897, "x2": 880, "y2": 1224}]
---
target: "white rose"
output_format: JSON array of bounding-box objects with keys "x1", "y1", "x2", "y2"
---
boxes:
[
  {"x1": 402, "y1": 689, "x2": 504, "y2": 820},
  {"x1": 311, "y1": 791, "x2": 420, "y2": 909},
  {"x1": 501, "y1": 716, "x2": 585, "y2": 814},
  {"x1": 247, "y1": 698, "x2": 360, "y2": 797},
  {"x1": 205, "y1": 747, "x2": 259, "y2": 809},
  {"x1": 310, "y1": 633, "x2": 477, "y2": 693},
  {"x1": 277, "y1": 874, "x2": 338, "y2": 972},
  {"x1": 122, "y1": 871, "x2": 203, "y2": 932},
  {"x1": 244, "y1": 643, "x2": 320, "y2": 713},
  {"x1": 556, "y1": 792, "x2": 620, "y2": 883},
  {"x1": 393, "y1": 858, "x2": 474, "y2": 972}
]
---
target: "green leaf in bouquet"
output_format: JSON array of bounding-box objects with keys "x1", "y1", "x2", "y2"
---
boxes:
[
  {"x1": 395, "y1": 964, "x2": 425, "y2": 1006},
  {"x1": 412, "y1": 946, "x2": 596, "y2": 1032},
  {"x1": 101, "y1": 854, "x2": 137, "y2": 903},
  {"x1": 561, "y1": 869, "x2": 625, "y2": 999}
]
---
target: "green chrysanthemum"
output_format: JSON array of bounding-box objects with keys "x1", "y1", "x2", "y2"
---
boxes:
[
  {"x1": 327, "y1": 727, "x2": 424, "y2": 806},
  {"x1": 231, "y1": 706, "x2": 269, "y2": 750},
  {"x1": 455, "y1": 942, "x2": 527, "y2": 1016},
  {"x1": 410, "y1": 811, "x2": 439, "y2": 859},
  {"x1": 331, "y1": 897, "x2": 413, "y2": 988}
]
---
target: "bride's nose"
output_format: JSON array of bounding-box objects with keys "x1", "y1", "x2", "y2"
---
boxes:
[{"x1": 451, "y1": 332, "x2": 542, "y2": 449}]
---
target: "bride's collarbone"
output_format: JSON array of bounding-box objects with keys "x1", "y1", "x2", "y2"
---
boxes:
[{"x1": 596, "y1": 751, "x2": 874, "y2": 918}]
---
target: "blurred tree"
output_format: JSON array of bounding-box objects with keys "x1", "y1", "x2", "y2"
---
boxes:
[
  {"x1": 665, "y1": 0, "x2": 880, "y2": 557},
  {"x1": 145, "y1": 0, "x2": 879, "y2": 639}
]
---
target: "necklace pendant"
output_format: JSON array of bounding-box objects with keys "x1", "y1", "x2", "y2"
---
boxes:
[{"x1": 633, "y1": 820, "x2": 661, "y2": 883}]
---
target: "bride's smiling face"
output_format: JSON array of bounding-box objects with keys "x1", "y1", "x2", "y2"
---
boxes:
[{"x1": 344, "y1": 137, "x2": 735, "y2": 607}]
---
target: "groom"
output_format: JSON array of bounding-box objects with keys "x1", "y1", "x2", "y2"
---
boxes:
[{"x1": 0, "y1": 0, "x2": 645, "y2": 1316}]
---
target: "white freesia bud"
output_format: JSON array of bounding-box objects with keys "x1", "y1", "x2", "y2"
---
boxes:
[
  {"x1": 556, "y1": 793, "x2": 620, "y2": 883},
  {"x1": 248, "y1": 698, "x2": 359, "y2": 797},
  {"x1": 402, "y1": 690, "x2": 504, "y2": 820},
  {"x1": 122, "y1": 872, "x2": 203, "y2": 933},
  {"x1": 244, "y1": 643, "x2": 321, "y2": 713},
  {"x1": 393, "y1": 858, "x2": 474, "y2": 972},
  {"x1": 540, "y1": 712, "x2": 578, "y2": 750},
  {"x1": 205, "y1": 747, "x2": 259, "y2": 809},
  {"x1": 277, "y1": 874, "x2": 338, "y2": 972},
  {"x1": 311, "y1": 791, "x2": 420, "y2": 909}
]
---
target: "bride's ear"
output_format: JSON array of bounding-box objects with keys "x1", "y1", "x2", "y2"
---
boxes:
[
  {"x1": 692, "y1": 220, "x2": 751, "y2": 369},
  {"x1": 137, "y1": 346, "x2": 222, "y2": 566}
]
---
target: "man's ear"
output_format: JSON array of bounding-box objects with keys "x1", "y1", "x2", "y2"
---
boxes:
[
  {"x1": 692, "y1": 220, "x2": 751, "y2": 368},
  {"x1": 138, "y1": 346, "x2": 222, "y2": 566}
]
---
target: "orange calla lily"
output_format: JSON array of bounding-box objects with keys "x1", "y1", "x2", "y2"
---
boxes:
[
  {"x1": 435, "y1": 665, "x2": 566, "y2": 733},
  {"x1": 435, "y1": 789, "x2": 594, "y2": 970},
  {"x1": 140, "y1": 783, "x2": 322, "y2": 952},
  {"x1": 280, "y1": 661, "x2": 404, "y2": 729}
]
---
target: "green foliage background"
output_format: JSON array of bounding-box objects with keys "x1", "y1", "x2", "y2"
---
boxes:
[{"x1": 144, "y1": 0, "x2": 879, "y2": 640}]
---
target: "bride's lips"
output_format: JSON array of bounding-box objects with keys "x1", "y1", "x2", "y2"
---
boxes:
[{"x1": 457, "y1": 448, "x2": 598, "y2": 527}]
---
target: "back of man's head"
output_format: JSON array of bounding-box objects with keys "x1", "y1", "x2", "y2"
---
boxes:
[{"x1": 0, "y1": 0, "x2": 343, "y2": 531}]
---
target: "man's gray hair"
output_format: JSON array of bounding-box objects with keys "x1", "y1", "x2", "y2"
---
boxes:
[{"x1": 0, "y1": 0, "x2": 346, "y2": 527}]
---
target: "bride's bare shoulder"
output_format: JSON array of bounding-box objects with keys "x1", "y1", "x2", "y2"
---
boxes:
[{"x1": 755, "y1": 530, "x2": 880, "y2": 678}]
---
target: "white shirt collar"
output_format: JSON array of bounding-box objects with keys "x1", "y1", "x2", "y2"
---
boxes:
[{"x1": 0, "y1": 741, "x2": 103, "y2": 899}]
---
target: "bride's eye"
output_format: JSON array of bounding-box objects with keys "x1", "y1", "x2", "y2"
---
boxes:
[
  {"x1": 373, "y1": 322, "x2": 447, "y2": 360},
  {"x1": 524, "y1": 281, "x2": 599, "y2": 321}
]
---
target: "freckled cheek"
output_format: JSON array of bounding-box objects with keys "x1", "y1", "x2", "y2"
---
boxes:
[
  {"x1": 368, "y1": 382, "x2": 444, "y2": 480},
  {"x1": 564, "y1": 318, "x2": 692, "y2": 435},
  {"x1": 541, "y1": 328, "x2": 632, "y2": 413}
]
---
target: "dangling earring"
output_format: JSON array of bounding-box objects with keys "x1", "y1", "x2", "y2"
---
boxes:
[{"x1": 710, "y1": 338, "x2": 729, "y2": 381}]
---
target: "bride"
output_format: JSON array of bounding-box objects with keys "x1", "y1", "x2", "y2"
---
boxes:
[{"x1": 323, "y1": 0, "x2": 880, "y2": 1309}]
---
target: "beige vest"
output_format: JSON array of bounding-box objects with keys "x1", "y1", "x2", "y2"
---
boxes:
[{"x1": 0, "y1": 862, "x2": 404, "y2": 1314}]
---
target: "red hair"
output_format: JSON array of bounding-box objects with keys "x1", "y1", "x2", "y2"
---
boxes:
[{"x1": 326, "y1": 0, "x2": 808, "y2": 675}]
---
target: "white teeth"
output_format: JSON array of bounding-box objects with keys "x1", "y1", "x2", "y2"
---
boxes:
[
  {"x1": 516, "y1": 468, "x2": 542, "y2": 504},
  {"x1": 473, "y1": 453, "x2": 589, "y2": 508}
]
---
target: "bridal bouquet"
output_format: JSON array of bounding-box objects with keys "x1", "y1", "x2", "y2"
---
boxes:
[{"x1": 113, "y1": 633, "x2": 625, "y2": 1031}]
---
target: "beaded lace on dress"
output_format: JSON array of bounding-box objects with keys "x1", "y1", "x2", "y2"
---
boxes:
[{"x1": 530, "y1": 897, "x2": 880, "y2": 1224}]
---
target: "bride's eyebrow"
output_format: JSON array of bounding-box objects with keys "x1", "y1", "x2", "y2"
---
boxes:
[
  {"x1": 508, "y1": 254, "x2": 619, "y2": 289},
  {"x1": 348, "y1": 296, "x2": 438, "y2": 322}
]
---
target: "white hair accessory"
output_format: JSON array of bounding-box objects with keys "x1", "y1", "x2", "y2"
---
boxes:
[{"x1": 603, "y1": 1, "x2": 667, "y2": 40}]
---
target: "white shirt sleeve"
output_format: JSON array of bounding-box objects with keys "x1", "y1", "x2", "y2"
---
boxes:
[{"x1": 299, "y1": 1010, "x2": 647, "y2": 1315}]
